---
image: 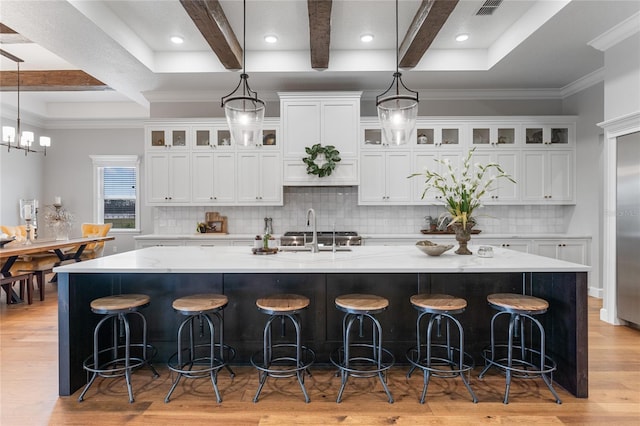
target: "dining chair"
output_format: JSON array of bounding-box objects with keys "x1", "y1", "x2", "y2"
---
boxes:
[{"x1": 80, "y1": 223, "x2": 112, "y2": 260}]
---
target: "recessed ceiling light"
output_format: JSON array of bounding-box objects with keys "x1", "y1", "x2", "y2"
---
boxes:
[
  {"x1": 264, "y1": 35, "x2": 278, "y2": 44},
  {"x1": 360, "y1": 34, "x2": 374, "y2": 43},
  {"x1": 170, "y1": 35, "x2": 184, "y2": 44},
  {"x1": 455, "y1": 33, "x2": 469, "y2": 42}
]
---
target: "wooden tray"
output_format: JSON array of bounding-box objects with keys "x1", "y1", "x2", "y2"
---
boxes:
[{"x1": 252, "y1": 247, "x2": 278, "y2": 255}]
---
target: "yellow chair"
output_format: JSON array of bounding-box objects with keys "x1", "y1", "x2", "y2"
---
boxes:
[
  {"x1": 0, "y1": 225, "x2": 58, "y2": 303},
  {"x1": 80, "y1": 223, "x2": 112, "y2": 260}
]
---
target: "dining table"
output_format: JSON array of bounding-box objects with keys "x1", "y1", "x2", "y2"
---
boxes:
[{"x1": 0, "y1": 236, "x2": 115, "y2": 304}]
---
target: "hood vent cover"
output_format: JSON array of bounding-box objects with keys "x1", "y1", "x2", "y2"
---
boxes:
[{"x1": 476, "y1": 0, "x2": 503, "y2": 16}]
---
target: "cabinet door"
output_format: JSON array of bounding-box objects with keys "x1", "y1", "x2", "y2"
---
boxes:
[
  {"x1": 258, "y1": 152, "x2": 282, "y2": 203},
  {"x1": 322, "y1": 100, "x2": 359, "y2": 157},
  {"x1": 492, "y1": 151, "x2": 519, "y2": 202},
  {"x1": 282, "y1": 102, "x2": 321, "y2": 157},
  {"x1": 237, "y1": 152, "x2": 282, "y2": 204},
  {"x1": 412, "y1": 152, "x2": 441, "y2": 202},
  {"x1": 548, "y1": 150, "x2": 573, "y2": 202},
  {"x1": 192, "y1": 152, "x2": 215, "y2": 202},
  {"x1": 359, "y1": 152, "x2": 386, "y2": 203},
  {"x1": 237, "y1": 153, "x2": 261, "y2": 202},
  {"x1": 147, "y1": 153, "x2": 170, "y2": 203},
  {"x1": 212, "y1": 153, "x2": 236, "y2": 203},
  {"x1": 522, "y1": 151, "x2": 546, "y2": 202},
  {"x1": 168, "y1": 153, "x2": 190, "y2": 202},
  {"x1": 535, "y1": 240, "x2": 587, "y2": 265},
  {"x1": 386, "y1": 152, "x2": 412, "y2": 202}
]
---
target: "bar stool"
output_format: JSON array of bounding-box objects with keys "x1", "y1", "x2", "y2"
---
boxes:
[
  {"x1": 479, "y1": 293, "x2": 562, "y2": 404},
  {"x1": 78, "y1": 294, "x2": 159, "y2": 403},
  {"x1": 251, "y1": 294, "x2": 315, "y2": 403},
  {"x1": 406, "y1": 294, "x2": 477, "y2": 403},
  {"x1": 330, "y1": 294, "x2": 394, "y2": 403},
  {"x1": 165, "y1": 294, "x2": 236, "y2": 404}
]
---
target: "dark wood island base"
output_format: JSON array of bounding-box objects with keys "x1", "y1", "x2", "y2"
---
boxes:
[{"x1": 58, "y1": 270, "x2": 587, "y2": 399}]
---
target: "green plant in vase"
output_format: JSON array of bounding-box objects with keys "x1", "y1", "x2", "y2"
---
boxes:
[{"x1": 409, "y1": 148, "x2": 515, "y2": 254}]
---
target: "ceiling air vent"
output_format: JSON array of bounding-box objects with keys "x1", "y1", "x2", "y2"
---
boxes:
[{"x1": 476, "y1": 0, "x2": 503, "y2": 16}]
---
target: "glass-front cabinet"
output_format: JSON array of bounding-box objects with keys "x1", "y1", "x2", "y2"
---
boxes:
[
  {"x1": 415, "y1": 125, "x2": 463, "y2": 147},
  {"x1": 146, "y1": 127, "x2": 189, "y2": 150},
  {"x1": 470, "y1": 125, "x2": 518, "y2": 147},
  {"x1": 523, "y1": 123, "x2": 574, "y2": 146},
  {"x1": 191, "y1": 126, "x2": 233, "y2": 150}
]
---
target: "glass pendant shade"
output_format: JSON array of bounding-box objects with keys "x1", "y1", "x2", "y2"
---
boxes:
[
  {"x1": 377, "y1": 96, "x2": 418, "y2": 146},
  {"x1": 2, "y1": 126, "x2": 16, "y2": 143},
  {"x1": 224, "y1": 95, "x2": 265, "y2": 147},
  {"x1": 20, "y1": 131, "x2": 34, "y2": 147}
]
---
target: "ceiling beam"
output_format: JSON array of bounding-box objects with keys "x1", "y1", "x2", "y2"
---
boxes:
[
  {"x1": 399, "y1": 0, "x2": 459, "y2": 69},
  {"x1": 307, "y1": 0, "x2": 332, "y2": 70},
  {"x1": 180, "y1": 0, "x2": 242, "y2": 70},
  {"x1": 0, "y1": 23, "x2": 18, "y2": 34},
  {"x1": 0, "y1": 70, "x2": 108, "y2": 91}
]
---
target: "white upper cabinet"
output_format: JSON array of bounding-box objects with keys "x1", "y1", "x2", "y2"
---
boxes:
[
  {"x1": 411, "y1": 150, "x2": 463, "y2": 204},
  {"x1": 522, "y1": 149, "x2": 574, "y2": 203},
  {"x1": 471, "y1": 150, "x2": 520, "y2": 203},
  {"x1": 146, "y1": 126, "x2": 190, "y2": 150},
  {"x1": 280, "y1": 92, "x2": 361, "y2": 185},
  {"x1": 146, "y1": 152, "x2": 191, "y2": 204},
  {"x1": 522, "y1": 122, "x2": 574, "y2": 146},
  {"x1": 236, "y1": 152, "x2": 283, "y2": 205},
  {"x1": 359, "y1": 151, "x2": 412, "y2": 204},
  {"x1": 470, "y1": 124, "x2": 519, "y2": 147},
  {"x1": 414, "y1": 123, "x2": 465, "y2": 148},
  {"x1": 191, "y1": 126, "x2": 233, "y2": 150},
  {"x1": 191, "y1": 152, "x2": 236, "y2": 204}
]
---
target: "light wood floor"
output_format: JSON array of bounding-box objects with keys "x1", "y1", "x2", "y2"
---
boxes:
[{"x1": 1, "y1": 280, "x2": 639, "y2": 425}]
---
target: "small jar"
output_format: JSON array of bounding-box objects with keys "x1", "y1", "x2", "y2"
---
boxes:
[{"x1": 477, "y1": 246, "x2": 494, "y2": 258}]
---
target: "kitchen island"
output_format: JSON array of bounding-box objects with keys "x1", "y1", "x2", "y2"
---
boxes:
[{"x1": 55, "y1": 245, "x2": 589, "y2": 398}]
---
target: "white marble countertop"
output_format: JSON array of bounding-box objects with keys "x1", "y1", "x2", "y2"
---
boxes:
[
  {"x1": 133, "y1": 233, "x2": 593, "y2": 241},
  {"x1": 55, "y1": 245, "x2": 590, "y2": 274}
]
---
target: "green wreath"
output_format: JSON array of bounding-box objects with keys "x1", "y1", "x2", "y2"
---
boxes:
[{"x1": 303, "y1": 143, "x2": 341, "y2": 177}]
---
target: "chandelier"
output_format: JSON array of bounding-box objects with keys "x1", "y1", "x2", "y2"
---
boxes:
[
  {"x1": 220, "y1": 0, "x2": 265, "y2": 147},
  {"x1": 1, "y1": 49, "x2": 51, "y2": 156},
  {"x1": 376, "y1": 0, "x2": 419, "y2": 146}
]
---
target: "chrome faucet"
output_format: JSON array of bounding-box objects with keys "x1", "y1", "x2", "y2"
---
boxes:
[{"x1": 305, "y1": 208, "x2": 319, "y2": 253}]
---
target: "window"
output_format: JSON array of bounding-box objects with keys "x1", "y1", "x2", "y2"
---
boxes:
[{"x1": 90, "y1": 155, "x2": 140, "y2": 231}]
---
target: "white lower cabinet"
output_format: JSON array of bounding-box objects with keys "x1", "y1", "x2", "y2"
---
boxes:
[
  {"x1": 534, "y1": 239, "x2": 589, "y2": 265},
  {"x1": 146, "y1": 152, "x2": 191, "y2": 204},
  {"x1": 191, "y1": 152, "x2": 236, "y2": 204},
  {"x1": 480, "y1": 239, "x2": 531, "y2": 253},
  {"x1": 237, "y1": 152, "x2": 283, "y2": 205},
  {"x1": 359, "y1": 151, "x2": 412, "y2": 204},
  {"x1": 136, "y1": 240, "x2": 184, "y2": 249}
]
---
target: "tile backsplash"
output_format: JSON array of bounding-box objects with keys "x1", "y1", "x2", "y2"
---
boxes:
[{"x1": 153, "y1": 187, "x2": 568, "y2": 235}]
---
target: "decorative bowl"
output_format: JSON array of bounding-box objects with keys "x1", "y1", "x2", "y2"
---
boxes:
[{"x1": 415, "y1": 240, "x2": 453, "y2": 257}]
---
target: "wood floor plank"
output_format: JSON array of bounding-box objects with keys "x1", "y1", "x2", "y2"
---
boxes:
[{"x1": 2, "y1": 281, "x2": 640, "y2": 425}]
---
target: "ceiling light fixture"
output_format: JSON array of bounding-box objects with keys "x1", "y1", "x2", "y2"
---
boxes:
[
  {"x1": 360, "y1": 34, "x2": 374, "y2": 43},
  {"x1": 0, "y1": 48, "x2": 50, "y2": 156},
  {"x1": 376, "y1": 0, "x2": 419, "y2": 146},
  {"x1": 170, "y1": 35, "x2": 184, "y2": 44},
  {"x1": 455, "y1": 33, "x2": 469, "y2": 42},
  {"x1": 221, "y1": 0, "x2": 265, "y2": 147},
  {"x1": 264, "y1": 35, "x2": 278, "y2": 44}
]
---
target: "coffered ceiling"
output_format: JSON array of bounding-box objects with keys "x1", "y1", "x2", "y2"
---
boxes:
[{"x1": 0, "y1": 0, "x2": 639, "y2": 122}]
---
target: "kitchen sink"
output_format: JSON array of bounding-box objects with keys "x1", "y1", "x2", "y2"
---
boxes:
[{"x1": 280, "y1": 231, "x2": 361, "y2": 247}]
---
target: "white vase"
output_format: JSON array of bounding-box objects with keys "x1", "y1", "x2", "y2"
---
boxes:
[{"x1": 53, "y1": 221, "x2": 69, "y2": 240}]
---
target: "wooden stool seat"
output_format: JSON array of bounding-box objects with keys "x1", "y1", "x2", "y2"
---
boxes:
[
  {"x1": 410, "y1": 294, "x2": 467, "y2": 312},
  {"x1": 172, "y1": 294, "x2": 228, "y2": 313},
  {"x1": 487, "y1": 293, "x2": 548, "y2": 313},
  {"x1": 335, "y1": 293, "x2": 388, "y2": 312},
  {"x1": 256, "y1": 293, "x2": 309, "y2": 313},
  {"x1": 90, "y1": 294, "x2": 150, "y2": 312}
]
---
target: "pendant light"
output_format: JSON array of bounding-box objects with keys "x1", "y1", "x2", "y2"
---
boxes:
[
  {"x1": 376, "y1": 0, "x2": 419, "y2": 146},
  {"x1": 221, "y1": 0, "x2": 265, "y2": 147},
  {"x1": 1, "y1": 48, "x2": 51, "y2": 156}
]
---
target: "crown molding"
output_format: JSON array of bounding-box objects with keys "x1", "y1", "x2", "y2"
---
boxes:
[
  {"x1": 42, "y1": 119, "x2": 145, "y2": 130},
  {"x1": 560, "y1": 68, "x2": 604, "y2": 98},
  {"x1": 598, "y1": 111, "x2": 640, "y2": 138},
  {"x1": 588, "y1": 12, "x2": 640, "y2": 52}
]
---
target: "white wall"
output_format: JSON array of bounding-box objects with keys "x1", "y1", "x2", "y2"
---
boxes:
[
  {"x1": 562, "y1": 82, "x2": 605, "y2": 296},
  {"x1": 0, "y1": 117, "x2": 45, "y2": 227},
  {"x1": 40, "y1": 127, "x2": 147, "y2": 253},
  {"x1": 604, "y1": 33, "x2": 640, "y2": 121}
]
